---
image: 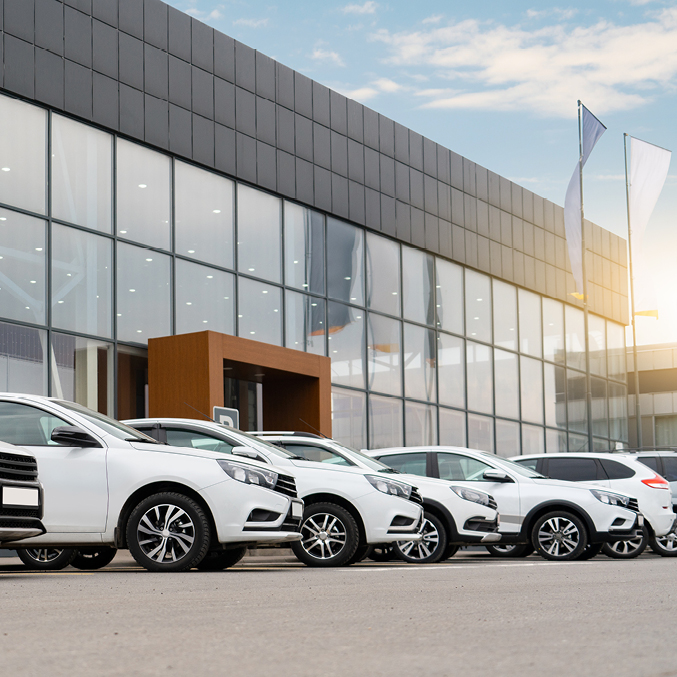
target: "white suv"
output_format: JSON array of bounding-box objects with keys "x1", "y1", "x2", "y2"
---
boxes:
[
  {"x1": 0, "y1": 395, "x2": 303, "y2": 572},
  {"x1": 368, "y1": 446, "x2": 643, "y2": 562},
  {"x1": 124, "y1": 419, "x2": 424, "y2": 567}
]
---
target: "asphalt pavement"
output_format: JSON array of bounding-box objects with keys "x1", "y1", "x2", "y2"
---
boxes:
[{"x1": 0, "y1": 549, "x2": 675, "y2": 677}]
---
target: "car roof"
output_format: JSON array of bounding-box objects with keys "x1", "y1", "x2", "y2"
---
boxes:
[{"x1": 368, "y1": 446, "x2": 491, "y2": 456}]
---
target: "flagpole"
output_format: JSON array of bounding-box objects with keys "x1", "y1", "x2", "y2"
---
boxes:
[{"x1": 624, "y1": 133, "x2": 642, "y2": 449}]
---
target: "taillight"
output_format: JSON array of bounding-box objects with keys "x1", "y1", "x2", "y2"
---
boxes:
[{"x1": 641, "y1": 473, "x2": 670, "y2": 489}]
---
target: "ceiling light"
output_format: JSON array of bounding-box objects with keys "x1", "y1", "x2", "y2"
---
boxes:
[
  {"x1": 213, "y1": 209, "x2": 221, "y2": 214},
  {"x1": 137, "y1": 329, "x2": 142, "y2": 333},
  {"x1": 0, "y1": 217, "x2": 6, "y2": 221},
  {"x1": 35, "y1": 248, "x2": 43, "y2": 251},
  {"x1": 58, "y1": 300, "x2": 64, "y2": 304},
  {"x1": 1, "y1": 167, "x2": 9, "y2": 172},
  {"x1": 129, "y1": 289, "x2": 135, "y2": 292},
  {"x1": 120, "y1": 230, "x2": 127, "y2": 234},
  {"x1": 248, "y1": 268, "x2": 255, "y2": 272},
  {"x1": 138, "y1": 184, "x2": 147, "y2": 188},
  {"x1": 262, "y1": 290, "x2": 268, "y2": 294},
  {"x1": 344, "y1": 276, "x2": 351, "y2": 280},
  {"x1": 188, "y1": 250, "x2": 195, "y2": 254},
  {"x1": 294, "y1": 260, "x2": 299, "y2": 264},
  {"x1": 311, "y1": 303, "x2": 317, "y2": 307},
  {"x1": 250, "y1": 331, "x2": 255, "y2": 334},
  {"x1": 145, "y1": 258, "x2": 153, "y2": 262},
  {"x1": 186, "y1": 302, "x2": 192, "y2": 305},
  {"x1": 207, "y1": 275, "x2": 213, "y2": 279},
  {"x1": 203, "y1": 320, "x2": 208, "y2": 323},
  {"x1": 477, "y1": 298, "x2": 483, "y2": 302},
  {"x1": 29, "y1": 280, "x2": 36, "y2": 284}
]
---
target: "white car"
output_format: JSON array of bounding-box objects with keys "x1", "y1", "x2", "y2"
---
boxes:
[
  {"x1": 367, "y1": 446, "x2": 644, "y2": 562},
  {"x1": 0, "y1": 394, "x2": 303, "y2": 572},
  {"x1": 251, "y1": 433, "x2": 501, "y2": 564},
  {"x1": 512, "y1": 453, "x2": 676, "y2": 558},
  {"x1": 124, "y1": 419, "x2": 424, "y2": 567}
]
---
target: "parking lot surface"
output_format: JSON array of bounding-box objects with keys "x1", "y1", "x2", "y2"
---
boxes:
[{"x1": 1, "y1": 549, "x2": 675, "y2": 677}]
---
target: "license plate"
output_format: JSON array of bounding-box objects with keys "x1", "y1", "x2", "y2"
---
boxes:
[
  {"x1": 3, "y1": 486, "x2": 40, "y2": 507},
  {"x1": 291, "y1": 501, "x2": 303, "y2": 518}
]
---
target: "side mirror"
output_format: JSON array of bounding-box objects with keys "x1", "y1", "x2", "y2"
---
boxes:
[
  {"x1": 51, "y1": 426, "x2": 100, "y2": 447},
  {"x1": 232, "y1": 446, "x2": 266, "y2": 462},
  {"x1": 483, "y1": 469, "x2": 513, "y2": 483}
]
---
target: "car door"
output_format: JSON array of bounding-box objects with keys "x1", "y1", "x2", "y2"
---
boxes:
[
  {"x1": 543, "y1": 457, "x2": 610, "y2": 488},
  {"x1": 0, "y1": 401, "x2": 108, "y2": 533}
]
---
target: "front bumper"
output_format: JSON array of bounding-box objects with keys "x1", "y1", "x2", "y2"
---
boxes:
[
  {"x1": 360, "y1": 491, "x2": 424, "y2": 544},
  {"x1": 594, "y1": 513, "x2": 644, "y2": 544},
  {"x1": 455, "y1": 516, "x2": 501, "y2": 544},
  {"x1": 0, "y1": 482, "x2": 45, "y2": 543}
]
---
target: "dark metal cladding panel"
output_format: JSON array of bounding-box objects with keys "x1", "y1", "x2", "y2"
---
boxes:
[
  {"x1": 192, "y1": 19, "x2": 213, "y2": 73},
  {"x1": 381, "y1": 194, "x2": 396, "y2": 237},
  {"x1": 35, "y1": 46, "x2": 64, "y2": 109},
  {"x1": 5, "y1": 0, "x2": 34, "y2": 43},
  {"x1": 64, "y1": 0, "x2": 91, "y2": 13},
  {"x1": 145, "y1": 44, "x2": 168, "y2": 100},
  {"x1": 409, "y1": 131, "x2": 423, "y2": 172},
  {"x1": 214, "y1": 122, "x2": 236, "y2": 176},
  {"x1": 119, "y1": 0, "x2": 143, "y2": 39},
  {"x1": 365, "y1": 187, "x2": 380, "y2": 231},
  {"x1": 192, "y1": 66, "x2": 214, "y2": 119},
  {"x1": 347, "y1": 98, "x2": 363, "y2": 143},
  {"x1": 65, "y1": 6, "x2": 92, "y2": 68},
  {"x1": 411, "y1": 207, "x2": 425, "y2": 249},
  {"x1": 5, "y1": 35, "x2": 35, "y2": 99},
  {"x1": 236, "y1": 131, "x2": 256, "y2": 182},
  {"x1": 256, "y1": 52, "x2": 275, "y2": 101},
  {"x1": 36, "y1": 0, "x2": 64, "y2": 55},
  {"x1": 168, "y1": 5, "x2": 191, "y2": 62},
  {"x1": 92, "y1": 0, "x2": 118, "y2": 27},
  {"x1": 410, "y1": 169, "x2": 424, "y2": 211},
  {"x1": 330, "y1": 90, "x2": 347, "y2": 135},
  {"x1": 437, "y1": 145, "x2": 450, "y2": 184},
  {"x1": 363, "y1": 107, "x2": 378, "y2": 150},
  {"x1": 396, "y1": 200, "x2": 411, "y2": 243},
  {"x1": 295, "y1": 113, "x2": 312, "y2": 163},
  {"x1": 276, "y1": 104, "x2": 294, "y2": 154},
  {"x1": 379, "y1": 115, "x2": 394, "y2": 157},
  {"x1": 312, "y1": 81, "x2": 330, "y2": 127},
  {"x1": 145, "y1": 93, "x2": 168, "y2": 150},
  {"x1": 364, "y1": 147, "x2": 379, "y2": 191},
  {"x1": 394, "y1": 122, "x2": 408, "y2": 164},
  {"x1": 275, "y1": 62, "x2": 293, "y2": 110},
  {"x1": 214, "y1": 31, "x2": 234, "y2": 82},
  {"x1": 347, "y1": 138, "x2": 364, "y2": 184},
  {"x1": 256, "y1": 97, "x2": 275, "y2": 146},
  {"x1": 348, "y1": 180, "x2": 365, "y2": 225},
  {"x1": 330, "y1": 131, "x2": 347, "y2": 177},
  {"x1": 144, "y1": 0, "x2": 167, "y2": 51},
  {"x1": 65, "y1": 58, "x2": 93, "y2": 119},
  {"x1": 215, "y1": 78, "x2": 235, "y2": 129},
  {"x1": 439, "y1": 219, "x2": 452, "y2": 258},
  {"x1": 93, "y1": 18, "x2": 118, "y2": 79},
  {"x1": 425, "y1": 213, "x2": 439, "y2": 253},
  {"x1": 168, "y1": 55, "x2": 191, "y2": 110},
  {"x1": 296, "y1": 157, "x2": 313, "y2": 205},
  {"x1": 235, "y1": 86, "x2": 256, "y2": 138},
  {"x1": 193, "y1": 113, "x2": 215, "y2": 167},
  {"x1": 452, "y1": 224, "x2": 465, "y2": 264},
  {"x1": 169, "y1": 102, "x2": 192, "y2": 156},
  {"x1": 257, "y1": 140, "x2": 276, "y2": 192},
  {"x1": 424, "y1": 174, "x2": 437, "y2": 216},
  {"x1": 423, "y1": 137, "x2": 436, "y2": 177},
  {"x1": 379, "y1": 154, "x2": 394, "y2": 198},
  {"x1": 93, "y1": 71, "x2": 119, "y2": 130},
  {"x1": 314, "y1": 165, "x2": 331, "y2": 212},
  {"x1": 235, "y1": 40, "x2": 255, "y2": 92},
  {"x1": 313, "y1": 122, "x2": 330, "y2": 170},
  {"x1": 119, "y1": 82, "x2": 144, "y2": 139},
  {"x1": 119, "y1": 33, "x2": 144, "y2": 91},
  {"x1": 395, "y1": 162, "x2": 409, "y2": 203},
  {"x1": 332, "y1": 173, "x2": 349, "y2": 219},
  {"x1": 294, "y1": 72, "x2": 312, "y2": 118},
  {"x1": 276, "y1": 149, "x2": 295, "y2": 198}
]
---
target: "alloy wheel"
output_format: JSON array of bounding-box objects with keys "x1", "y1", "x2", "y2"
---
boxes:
[
  {"x1": 300, "y1": 512, "x2": 348, "y2": 560},
  {"x1": 537, "y1": 516, "x2": 581, "y2": 558},
  {"x1": 25, "y1": 548, "x2": 64, "y2": 563},
  {"x1": 653, "y1": 532, "x2": 677, "y2": 554},
  {"x1": 136, "y1": 503, "x2": 196, "y2": 564},
  {"x1": 606, "y1": 535, "x2": 644, "y2": 556},
  {"x1": 397, "y1": 518, "x2": 440, "y2": 561}
]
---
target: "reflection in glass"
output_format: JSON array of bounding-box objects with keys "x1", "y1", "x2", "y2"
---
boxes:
[
  {"x1": 543, "y1": 298, "x2": 565, "y2": 364},
  {"x1": 51, "y1": 334, "x2": 114, "y2": 415},
  {"x1": 567, "y1": 369, "x2": 587, "y2": 434},
  {"x1": 403, "y1": 323, "x2": 435, "y2": 402},
  {"x1": 522, "y1": 424, "x2": 545, "y2": 454},
  {"x1": 593, "y1": 438, "x2": 610, "y2": 452},
  {"x1": 607, "y1": 321, "x2": 626, "y2": 382},
  {"x1": 588, "y1": 314, "x2": 606, "y2": 377},
  {"x1": 435, "y1": 258, "x2": 463, "y2": 335},
  {"x1": 237, "y1": 277, "x2": 282, "y2": 346},
  {"x1": 332, "y1": 387, "x2": 367, "y2": 450},
  {"x1": 402, "y1": 246, "x2": 434, "y2": 326},
  {"x1": 520, "y1": 356, "x2": 543, "y2": 424},
  {"x1": 175, "y1": 259, "x2": 234, "y2": 336},
  {"x1": 609, "y1": 382, "x2": 628, "y2": 441},
  {"x1": 0, "y1": 209, "x2": 46, "y2": 325},
  {"x1": 369, "y1": 394, "x2": 403, "y2": 449},
  {"x1": 368, "y1": 314, "x2": 402, "y2": 396},
  {"x1": 175, "y1": 161, "x2": 234, "y2": 268},
  {"x1": 366, "y1": 233, "x2": 400, "y2": 316},
  {"x1": 117, "y1": 345, "x2": 148, "y2": 420},
  {"x1": 565, "y1": 306, "x2": 585, "y2": 371},
  {"x1": 52, "y1": 115, "x2": 112, "y2": 232},
  {"x1": 439, "y1": 407, "x2": 466, "y2": 447},
  {"x1": 286, "y1": 290, "x2": 325, "y2": 355},
  {"x1": 327, "y1": 218, "x2": 364, "y2": 305},
  {"x1": 438, "y1": 333, "x2": 464, "y2": 408},
  {"x1": 466, "y1": 341, "x2": 492, "y2": 413},
  {"x1": 518, "y1": 289, "x2": 541, "y2": 357},
  {"x1": 405, "y1": 402, "x2": 437, "y2": 446},
  {"x1": 546, "y1": 429, "x2": 568, "y2": 453},
  {"x1": 494, "y1": 349, "x2": 519, "y2": 419},
  {"x1": 116, "y1": 243, "x2": 171, "y2": 343},
  {"x1": 544, "y1": 363, "x2": 567, "y2": 429},
  {"x1": 591, "y1": 376, "x2": 608, "y2": 438},
  {"x1": 0, "y1": 321, "x2": 47, "y2": 394},
  {"x1": 237, "y1": 185, "x2": 281, "y2": 283},
  {"x1": 569, "y1": 432, "x2": 588, "y2": 452},
  {"x1": 0, "y1": 95, "x2": 46, "y2": 214},
  {"x1": 465, "y1": 270, "x2": 491, "y2": 342},
  {"x1": 495, "y1": 419, "x2": 520, "y2": 458},
  {"x1": 468, "y1": 413, "x2": 494, "y2": 453},
  {"x1": 328, "y1": 302, "x2": 365, "y2": 389},
  {"x1": 52, "y1": 224, "x2": 112, "y2": 338},
  {"x1": 285, "y1": 202, "x2": 324, "y2": 295},
  {"x1": 493, "y1": 280, "x2": 517, "y2": 350}
]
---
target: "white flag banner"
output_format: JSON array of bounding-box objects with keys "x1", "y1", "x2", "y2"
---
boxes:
[
  {"x1": 629, "y1": 137, "x2": 671, "y2": 317},
  {"x1": 563, "y1": 105, "x2": 606, "y2": 295}
]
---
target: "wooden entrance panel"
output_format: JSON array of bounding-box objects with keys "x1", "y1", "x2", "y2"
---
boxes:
[{"x1": 148, "y1": 331, "x2": 332, "y2": 436}]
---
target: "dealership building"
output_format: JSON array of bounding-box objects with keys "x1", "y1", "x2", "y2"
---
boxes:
[{"x1": 0, "y1": 0, "x2": 630, "y2": 453}]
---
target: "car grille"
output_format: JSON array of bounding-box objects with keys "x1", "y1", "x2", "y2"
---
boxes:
[
  {"x1": 273, "y1": 473, "x2": 297, "y2": 498},
  {"x1": 464, "y1": 517, "x2": 499, "y2": 533},
  {"x1": 488, "y1": 496, "x2": 498, "y2": 511},
  {"x1": 0, "y1": 507, "x2": 40, "y2": 519},
  {"x1": 0, "y1": 518, "x2": 43, "y2": 530},
  {"x1": 0, "y1": 452, "x2": 38, "y2": 482},
  {"x1": 281, "y1": 516, "x2": 302, "y2": 532},
  {"x1": 409, "y1": 488, "x2": 423, "y2": 504},
  {"x1": 627, "y1": 498, "x2": 640, "y2": 513}
]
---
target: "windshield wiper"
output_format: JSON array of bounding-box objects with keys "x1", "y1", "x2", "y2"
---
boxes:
[{"x1": 378, "y1": 468, "x2": 400, "y2": 473}]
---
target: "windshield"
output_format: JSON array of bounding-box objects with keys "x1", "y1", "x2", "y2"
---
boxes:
[
  {"x1": 323, "y1": 440, "x2": 399, "y2": 472},
  {"x1": 486, "y1": 454, "x2": 546, "y2": 478},
  {"x1": 216, "y1": 426, "x2": 295, "y2": 459},
  {"x1": 55, "y1": 401, "x2": 158, "y2": 443}
]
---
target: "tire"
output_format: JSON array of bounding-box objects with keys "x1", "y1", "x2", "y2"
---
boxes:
[
  {"x1": 531, "y1": 511, "x2": 588, "y2": 561},
  {"x1": 576, "y1": 542, "x2": 603, "y2": 561},
  {"x1": 291, "y1": 502, "x2": 359, "y2": 567},
  {"x1": 368, "y1": 545, "x2": 396, "y2": 562},
  {"x1": 16, "y1": 548, "x2": 77, "y2": 570},
  {"x1": 126, "y1": 492, "x2": 211, "y2": 572},
  {"x1": 441, "y1": 543, "x2": 460, "y2": 561},
  {"x1": 602, "y1": 525, "x2": 648, "y2": 559},
  {"x1": 196, "y1": 546, "x2": 248, "y2": 571},
  {"x1": 395, "y1": 513, "x2": 448, "y2": 564},
  {"x1": 485, "y1": 543, "x2": 534, "y2": 558},
  {"x1": 650, "y1": 531, "x2": 677, "y2": 557},
  {"x1": 71, "y1": 547, "x2": 118, "y2": 570},
  {"x1": 345, "y1": 543, "x2": 371, "y2": 565}
]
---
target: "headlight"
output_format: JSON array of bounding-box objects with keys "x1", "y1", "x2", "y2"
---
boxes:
[
  {"x1": 366, "y1": 475, "x2": 413, "y2": 499},
  {"x1": 217, "y1": 460, "x2": 278, "y2": 489},
  {"x1": 590, "y1": 489, "x2": 630, "y2": 508},
  {"x1": 450, "y1": 485, "x2": 491, "y2": 506}
]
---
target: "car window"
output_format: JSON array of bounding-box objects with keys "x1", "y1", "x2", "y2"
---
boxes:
[
  {"x1": 637, "y1": 456, "x2": 661, "y2": 474},
  {"x1": 378, "y1": 452, "x2": 428, "y2": 477},
  {"x1": 660, "y1": 456, "x2": 677, "y2": 482},
  {"x1": 599, "y1": 459, "x2": 635, "y2": 480},
  {"x1": 0, "y1": 402, "x2": 70, "y2": 446},
  {"x1": 438, "y1": 453, "x2": 493, "y2": 481},
  {"x1": 165, "y1": 428, "x2": 236, "y2": 455},
  {"x1": 281, "y1": 443, "x2": 353, "y2": 466},
  {"x1": 513, "y1": 458, "x2": 539, "y2": 472},
  {"x1": 545, "y1": 458, "x2": 601, "y2": 482}
]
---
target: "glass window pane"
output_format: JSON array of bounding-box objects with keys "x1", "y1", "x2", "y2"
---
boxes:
[
  {"x1": 327, "y1": 217, "x2": 364, "y2": 305},
  {"x1": 467, "y1": 413, "x2": 494, "y2": 453},
  {"x1": 496, "y1": 419, "x2": 520, "y2": 458},
  {"x1": 116, "y1": 243, "x2": 171, "y2": 343},
  {"x1": 0, "y1": 208, "x2": 46, "y2": 325},
  {"x1": 655, "y1": 418, "x2": 677, "y2": 447},
  {"x1": 0, "y1": 321, "x2": 47, "y2": 395},
  {"x1": 609, "y1": 382, "x2": 627, "y2": 441},
  {"x1": 237, "y1": 185, "x2": 281, "y2": 283},
  {"x1": 331, "y1": 387, "x2": 367, "y2": 450},
  {"x1": 543, "y1": 298, "x2": 565, "y2": 363},
  {"x1": 117, "y1": 345, "x2": 148, "y2": 419},
  {"x1": 51, "y1": 334, "x2": 114, "y2": 415},
  {"x1": 402, "y1": 246, "x2": 434, "y2": 325},
  {"x1": 544, "y1": 363, "x2": 567, "y2": 429},
  {"x1": 285, "y1": 290, "x2": 325, "y2": 355},
  {"x1": 369, "y1": 394, "x2": 403, "y2": 449},
  {"x1": 52, "y1": 115, "x2": 112, "y2": 232},
  {"x1": 522, "y1": 424, "x2": 545, "y2": 455},
  {"x1": 437, "y1": 452, "x2": 494, "y2": 480},
  {"x1": 520, "y1": 356, "x2": 544, "y2": 424},
  {"x1": 465, "y1": 270, "x2": 491, "y2": 342},
  {"x1": 565, "y1": 306, "x2": 585, "y2": 371},
  {"x1": 493, "y1": 280, "x2": 517, "y2": 350},
  {"x1": 438, "y1": 333, "x2": 465, "y2": 408},
  {"x1": 237, "y1": 277, "x2": 282, "y2": 346},
  {"x1": 546, "y1": 429, "x2": 568, "y2": 453},
  {"x1": 284, "y1": 202, "x2": 324, "y2": 294},
  {"x1": 569, "y1": 432, "x2": 589, "y2": 452},
  {"x1": 405, "y1": 402, "x2": 437, "y2": 446},
  {"x1": 467, "y1": 341, "x2": 493, "y2": 413},
  {"x1": 494, "y1": 349, "x2": 519, "y2": 419},
  {"x1": 328, "y1": 302, "x2": 365, "y2": 389},
  {"x1": 518, "y1": 289, "x2": 542, "y2": 357},
  {"x1": 589, "y1": 314, "x2": 606, "y2": 377},
  {"x1": 592, "y1": 376, "x2": 608, "y2": 438},
  {"x1": 593, "y1": 437, "x2": 610, "y2": 452},
  {"x1": 175, "y1": 161, "x2": 234, "y2": 268},
  {"x1": 382, "y1": 452, "x2": 427, "y2": 476},
  {"x1": 403, "y1": 323, "x2": 436, "y2": 402},
  {"x1": 607, "y1": 321, "x2": 626, "y2": 382},
  {"x1": 567, "y1": 369, "x2": 588, "y2": 434},
  {"x1": 366, "y1": 233, "x2": 400, "y2": 316},
  {"x1": 52, "y1": 224, "x2": 112, "y2": 338},
  {"x1": 116, "y1": 140, "x2": 170, "y2": 249},
  {"x1": 0, "y1": 95, "x2": 46, "y2": 214},
  {"x1": 367, "y1": 314, "x2": 402, "y2": 396},
  {"x1": 175, "y1": 259, "x2": 234, "y2": 336},
  {"x1": 436, "y1": 258, "x2": 463, "y2": 335},
  {"x1": 439, "y1": 408, "x2": 466, "y2": 447}
]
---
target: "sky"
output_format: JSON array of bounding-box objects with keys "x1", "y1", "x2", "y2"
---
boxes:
[{"x1": 165, "y1": 0, "x2": 677, "y2": 347}]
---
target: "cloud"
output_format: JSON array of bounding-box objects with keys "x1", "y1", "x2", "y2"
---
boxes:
[
  {"x1": 344, "y1": 86, "x2": 379, "y2": 101},
  {"x1": 372, "y1": 77, "x2": 403, "y2": 92},
  {"x1": 233, "y1": 18, "x2": 269, "y2": 28},
  {"x1": 422, "y1": 15, "x2": 443, "y2": 25},
  {"x1": 342, "y1": 1, "x2": 378, "y2": 15},
  {"x1": 525, "y1": 8, "x2": 578, "y2": 20},
  {"x1": 593, "y1": 174, "x2": 626, "y2": 180},
  {"x1": 311, "y1": 48, "x2": 346, "y2": 67}
]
